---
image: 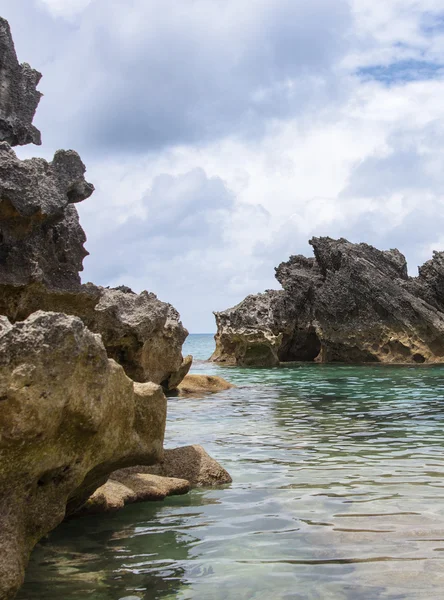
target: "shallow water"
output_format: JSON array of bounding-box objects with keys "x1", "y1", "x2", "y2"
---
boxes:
[{"x1": 18, "y1": 334, "x2": 444, "y2": 599}]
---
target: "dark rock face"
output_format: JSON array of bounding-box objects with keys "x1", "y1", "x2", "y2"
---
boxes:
[
  {"x1": 0, "y1": 144, "x2": 94, "y2": 289},
  {"x1": 212, "y1": 237, "x2": 444, "y2": 366},
  {"x1": 0, "y1": 17, "x2": 42, "y2": 146}
]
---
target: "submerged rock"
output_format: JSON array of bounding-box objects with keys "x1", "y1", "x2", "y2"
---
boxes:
[
  {"x1": 0, "y1": 311, "x2": 167, "y2": 599},
  {"x1": 176, "y1": 373, "x2": 234, "y2": 395},
  {"x1": 0, "y1": 17, "x2": 42, "y2": 146},
  {"x1": 212, "y1": 237, "x2": 444, "y2": 366}
]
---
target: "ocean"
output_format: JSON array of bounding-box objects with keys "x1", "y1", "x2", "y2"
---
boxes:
[{"x1": 18, "y1": 334, "x2": 444, "y2": 599}]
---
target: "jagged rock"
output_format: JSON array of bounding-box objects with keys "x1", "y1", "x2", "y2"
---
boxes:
[
  {"x1": 0, "y1": 311, "x2": 167, "y2": 600},
  {"x1": 212, "y1": 237, "x2": 444, "y2": 366},
  {"x1": 0, "y1": 141, "x2": 189, "y2": 389},
  {"x1": 0, "y1": 144, "x2": 94, "y2": 290},
  {"x1": 0, "y1": 17, "x2": 42, "y2": 146},
  {"x1": 176, "y1": 373, "x2": 234, "y2": 395},
  {"x1": 211, "y1": 290, "x2": 295, "y2": 366},
  {"x1": 144, "y1": 445, "x2": 233, "y2": 487}
]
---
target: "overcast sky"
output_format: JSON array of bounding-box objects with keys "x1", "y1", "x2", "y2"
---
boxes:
[{"x1": 3, "y1": 0, "x2": 444, "y2": 332}]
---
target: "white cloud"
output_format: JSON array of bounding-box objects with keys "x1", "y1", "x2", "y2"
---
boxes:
[
  {"x1": 3, "y1": 0, "x2": 444, "y2": 331},
  {"x1": 37, "y1": 0, "x2": 93, "y2": 19}
]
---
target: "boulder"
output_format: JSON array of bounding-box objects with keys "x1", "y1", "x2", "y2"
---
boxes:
[
  {"x1": 0, "y1": 311, "x2": 167, "y2": 600},
  {"x1": 176, "y1": 373, "x2": 234, "y2": 395},
  {"x1": 144, "y1": 445, "x2": 232, "y2": 487},
  {"x1": 212, "y1": 237, "x2": 444, "y2": 365},
  {"x1": 0, "y1": 17, "x2": 42, "y2": 146},
  {"x1": 79, "y1": 474, "x2": 190, "y2": 514}
]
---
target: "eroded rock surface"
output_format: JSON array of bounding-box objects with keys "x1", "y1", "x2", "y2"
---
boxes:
[
  {"x1": 0, "y1": 311, "x2": 167, "y2": 600},
  {"x1": 212, "y1": 237, "x2": 444, "y2": 366},
  {"x1": 0, "y1": 282, "x2": 190, "y2": 387},
  {"x1": 0, "y1": 17, "x2": 42, "y2": 146},
  {"x1": 0, "y1": 144, "x2": 94, "y2": 290},
  {"x1": 0, "y1": 100, "x2": 189, "y2": 389}
]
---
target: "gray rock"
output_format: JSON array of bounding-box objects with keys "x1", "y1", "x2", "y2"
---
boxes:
[
  {"x1": 0, "y1": 17, "x2": 42, "y2": 146},
  {"x1": 0, "y1": 311, "x2": 167, "y2": 600},
  {"x1": 212, "y1": 237, "x2": 444, "y2": 365},
  {"x1": 0, "y1": 144, "x2": 94, "y2": 290}
]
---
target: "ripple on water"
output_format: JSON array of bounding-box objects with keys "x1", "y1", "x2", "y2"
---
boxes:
[{"x1": 17, "y1": 335, "x2": 444, "y2": 600}]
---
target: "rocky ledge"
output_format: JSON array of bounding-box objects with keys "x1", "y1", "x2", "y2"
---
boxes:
[{"x1": 212, "y1": 237, "x2": 444, "y2": 366}]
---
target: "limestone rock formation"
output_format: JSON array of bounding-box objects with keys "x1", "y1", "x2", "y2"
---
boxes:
[
  {"x1": 0, "y1": 282, "x2": 191, "y2": 387},
  {"x1": 0, "y1": 311, "x2": 167, "y2": 600},
  {"x1": 0, "y1": 20, "x2": 190, "y2": 389},
  {"x1": 0, "y1": 17, "x2": 42, "y2": 146},
  {"x1": 0, "y1": 143, "x2": 94, "y2": 290},
  {"x1": 212, "y1": 237, "x2": 444, "y2": 366}
]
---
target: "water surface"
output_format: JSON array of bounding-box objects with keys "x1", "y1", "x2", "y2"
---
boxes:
[{"x1": 19, "y1": 334, "x2": 444, "y2": 599}]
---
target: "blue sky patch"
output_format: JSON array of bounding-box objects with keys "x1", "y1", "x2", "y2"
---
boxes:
[{"x1": 357, "y1": 60, "x2": 444, "y2": 84}]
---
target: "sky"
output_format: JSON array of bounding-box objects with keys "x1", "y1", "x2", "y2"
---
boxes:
[{"x1": 2, "y1": 0, "x2": 444, "y2": 332}]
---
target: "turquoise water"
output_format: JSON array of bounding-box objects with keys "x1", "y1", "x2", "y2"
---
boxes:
[{"x1": 18, "y1": 335, "x2": 444, "y2": 599}]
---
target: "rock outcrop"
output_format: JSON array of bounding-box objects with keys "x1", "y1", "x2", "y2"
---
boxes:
[
  {"x1": 0, "y1": 22, "x2": 190, "y2": 389},
  {"x1": 176, "y1": 373, "x2": 234, "y2": 395},
  {"x1": 0, "y1": 17, "x2": 42, "y2": 146},
  {"x1": 0, "y1": 17, "x2": 231, "y2": 600},
  {"x1": 212, "y1": 237, "x2": 444, "y2": 366},
  {"x1": 0, "y1": 143, "x2": 94, "y2": 290},
  {"x1": 1, "y1": 280, "x2": 191, "y2": 387},
  {"x1": 0, "y1": 311, "x2": 167, "y2": 600}
]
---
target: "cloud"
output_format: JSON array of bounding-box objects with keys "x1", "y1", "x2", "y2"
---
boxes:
[
  {"x1": 2, "y1": 0, "x2": 353, "y2": 156},
  {"x1": 3, "y1": 0, "x2": 444, "y2": 331}
]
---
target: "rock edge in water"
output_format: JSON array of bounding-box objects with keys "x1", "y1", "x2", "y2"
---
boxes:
[{"x1": 78, "y1": 445, "x2": 232, "y2": 515}]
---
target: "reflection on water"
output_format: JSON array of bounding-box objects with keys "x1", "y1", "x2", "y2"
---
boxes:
[{"x1": 18, "y1": 335, "x2": 444, "y2": 599}]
